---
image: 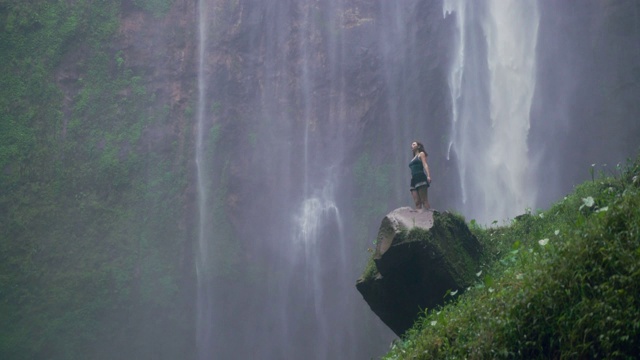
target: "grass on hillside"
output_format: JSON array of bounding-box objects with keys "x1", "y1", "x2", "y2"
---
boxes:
[{"x1": 383, "y1": 156, "x2": 640, "y2": 359}]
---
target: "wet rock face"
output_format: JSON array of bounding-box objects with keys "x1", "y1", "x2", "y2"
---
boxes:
[{"x1": 356, "y1": 207, "x2": 482, "y2": 336}]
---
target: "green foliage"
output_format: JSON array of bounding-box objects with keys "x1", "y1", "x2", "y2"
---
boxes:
[
  {"x1": 0, "y1": 0, "x2": 80, "y2": 185},
  {"x1": 361, "y1": 256, "x2": 378, "y2": 280},
  {"x1": 0, "y1": 1, "x2": 193, "y2": 359},
  {"x1": 383, "y1": 156, "x2": 640, "y2": 359}
]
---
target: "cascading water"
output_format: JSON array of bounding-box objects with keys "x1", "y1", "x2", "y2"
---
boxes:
[
  {"x1": 287, "y1": 3, "x2": 356, "y2": 357},
  {"x1": 193, "y1": 1, "x2": 392, "y2": 358},
  {"x1": 260, "y1": 2, "x2": 375, "y2": 357},
  {"x1": 444, "y1": 0, "x2": 539, "y2": 224},
  {"x1": 291, "y1": 180, "x2": 350, "y2": 359},
  {"x1": 195, "y1": 0, "x2": 214, "y2": 358}
]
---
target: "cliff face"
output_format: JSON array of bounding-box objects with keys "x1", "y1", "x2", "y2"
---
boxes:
[{"x1": 1, "y1": 1, "x2": 200, "y2": 358}]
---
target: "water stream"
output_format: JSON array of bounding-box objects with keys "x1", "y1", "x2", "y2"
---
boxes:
[
  {"x1": 444, "y1": 0, "x2": 539, "y2": 224},
  {"x1": 194, "y1": 1, "x2": 391, "y2": 358},
  {"x1": 195, "y1": 0, "x2": 213, "y2": 357}
]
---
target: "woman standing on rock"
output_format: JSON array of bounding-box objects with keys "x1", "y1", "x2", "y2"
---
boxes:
[{"x1": 409, "y1": 141, "x2": 431, "y2": 211}]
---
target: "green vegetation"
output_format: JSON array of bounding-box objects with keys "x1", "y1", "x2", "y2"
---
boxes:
[
  {"x1": 0, "y1": 1, "x2": 192, "y2": 359},
  {"x1": 383, "y1": 156, "x2": 640, "y2": 359},
  {"x1": 361, "y1": 256, "x2": 378, "y2": 281}
]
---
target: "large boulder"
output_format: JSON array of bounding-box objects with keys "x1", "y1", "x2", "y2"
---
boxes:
[{"x1": 356, "y1": 207, "x2": 483, "y2": 336}]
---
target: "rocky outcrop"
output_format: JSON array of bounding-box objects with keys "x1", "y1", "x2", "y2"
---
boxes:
[{"x1": 356, "y1": 207, "x2": 482, "y2": 337}]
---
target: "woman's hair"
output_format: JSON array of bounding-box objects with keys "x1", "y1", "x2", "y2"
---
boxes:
[{"x1": 413, "y1": 141, "x2": 427, "y2": 156}]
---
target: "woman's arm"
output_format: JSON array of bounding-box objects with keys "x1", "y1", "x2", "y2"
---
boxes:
[{"x1": 420, "y1": 152, "x2": 431, "y2": 182}]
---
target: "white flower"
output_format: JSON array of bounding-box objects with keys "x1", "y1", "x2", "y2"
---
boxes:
[
  {"x1": 538, "y1": 238, "x2": 549, "y2": 246},
  {"x1": 476, "y1": 270, "x2": 483, "y2": 277},
  {"x1": 580, "y1": 196, "x2": 595, "y2": 210},
  {"x1": 554, "y1": 230, "x2": 560, "y2": 236},
  {"x1": 430, "y1": 321, "x2": 437, "y2": 326}
]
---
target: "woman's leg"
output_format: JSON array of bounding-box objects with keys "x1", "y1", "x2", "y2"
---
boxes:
[
  {"x1": 418, "y1": 186, "x2": 430, "y2": 209},
  {"x1": 410, "y1": 189, "x2": 422, "y2": 209}
]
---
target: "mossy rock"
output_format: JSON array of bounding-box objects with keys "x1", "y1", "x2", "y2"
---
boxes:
[{"x1": 356, "y1": 207, "x2": 482, "y2": 336}]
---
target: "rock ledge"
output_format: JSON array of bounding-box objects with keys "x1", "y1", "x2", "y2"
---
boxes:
[{"x1": 356, "y1": 207, "x2": 482, "y2": 336}]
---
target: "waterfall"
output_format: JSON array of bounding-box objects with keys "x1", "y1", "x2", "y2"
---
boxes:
[
  {"x1": 195, "y1": 0, "x2": 213, "y2": 358},
  {"x1": 291, "y1": 179, "x2": 348, "y2": 359},
  {"x1": 265, "y1": 3, "x2": 363, "y2": 357},
  {"x1": 192, "y1": 1, "x2": 390, "y2": 358},
  {"x1": 444, "y1": 0, "x2": 539, "y2": 224}
]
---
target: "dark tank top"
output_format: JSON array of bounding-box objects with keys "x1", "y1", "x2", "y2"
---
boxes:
[{"x1": 409, "y1": 154, "x2": 424, "y2": 175}]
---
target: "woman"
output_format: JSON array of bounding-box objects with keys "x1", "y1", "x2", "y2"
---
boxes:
[{"x1": 409, "y1": 141, "x2": 431, "y2": 211}]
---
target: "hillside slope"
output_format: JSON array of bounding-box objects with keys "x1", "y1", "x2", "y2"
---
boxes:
[{"x1": 384, "y1": 156, "x2": 640, "y2": 359}]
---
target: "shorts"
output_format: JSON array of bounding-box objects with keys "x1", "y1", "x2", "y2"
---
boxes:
[{"x1": 410, "y1": 173, "x2": 429, "y2": 191}]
